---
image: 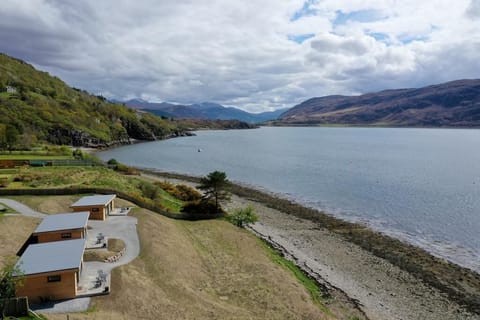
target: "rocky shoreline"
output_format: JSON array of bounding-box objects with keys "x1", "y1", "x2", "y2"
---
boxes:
[{"x1": 142, "y1": 170, "x2": 480, "y2": 320}]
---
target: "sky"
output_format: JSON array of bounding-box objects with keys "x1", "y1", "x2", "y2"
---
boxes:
[{"x1": 0, "y1": 0, "x2": 479, "y2": 112}]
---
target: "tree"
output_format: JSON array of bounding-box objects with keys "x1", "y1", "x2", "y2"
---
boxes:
[
  {"x1": 5, "y1": 125, "x2": 19, "y2": 151},
  {"x1": 197, "y1": 171, "x2": 230, "y2": 213},
  {"x1": 228, "y1": 206, "x2": 258, "y2": 228},
  {"x1": 0, "y1": 124, "x2": 6, "y2": 150},
  {"x1": 0, "y1": 258, "x2": 24, "y2": 316}
]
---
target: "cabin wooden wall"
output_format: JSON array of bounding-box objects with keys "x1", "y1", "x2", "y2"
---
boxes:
[
  {"x1": 72, "y1": 206, "x2": 105, "y2": 220},
  {"x1": 16, "y1": 269, "x2": 78, "y2": 303},
  {"x1": 35, "y1": 229, "x2": 84, "y2": 243}
]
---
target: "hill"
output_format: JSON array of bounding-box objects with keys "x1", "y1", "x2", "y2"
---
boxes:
[
  {"x1": 0, "y1": 53, "x2": 192, "y2": 149},
  {"x1": 125, "y1": 99, "x2": 288, "y2": 123},
  {"x1": 277, "y1": 79, "x2": 480, "y2": 127}
]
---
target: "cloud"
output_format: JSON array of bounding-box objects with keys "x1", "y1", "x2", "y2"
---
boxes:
[
  {"x1": 0, "y1": 0, "x2": 478, "y2": 112},
  {"x1": 466, "y1": 0, "x2": 480, "y2": 18}
]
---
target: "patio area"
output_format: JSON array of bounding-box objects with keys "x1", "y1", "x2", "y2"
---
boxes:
[
  {"x1": 109, "y1": 206, "x2": 132, "y2": 216},
  {"x1": 85, "y1": 231, "x2": 107, "y2": 249},
  {"x1": 77, "y1": 263, "x2": 110, "y2": 297}
]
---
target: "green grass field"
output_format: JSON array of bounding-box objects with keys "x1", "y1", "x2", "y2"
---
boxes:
[
  {"x1": 0, "y1": 166, "x2": 185, "y2": 213},
  {"x1": 0, "y1": 154, "x2": 72, "y2": 160}
]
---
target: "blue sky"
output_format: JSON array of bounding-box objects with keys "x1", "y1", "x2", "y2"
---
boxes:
[{"x1": 0, "y1": 0, "x2": 479, "y2": 112}]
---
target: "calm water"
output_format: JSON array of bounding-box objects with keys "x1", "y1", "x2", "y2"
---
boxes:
[{"x1": 97, "y1": 127, "x2": 480, "y2": 272}]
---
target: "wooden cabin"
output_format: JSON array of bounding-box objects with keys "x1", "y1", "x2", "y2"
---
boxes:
[
  {"x1": 32, "y1": 212, "x2": 89, "y2": 243},
  {"x1": 70, "y1": 194, "x2": 116, "y2": 220},
  {"x1": 15, "y1": 239, "x2": 86, "y2": 303}
]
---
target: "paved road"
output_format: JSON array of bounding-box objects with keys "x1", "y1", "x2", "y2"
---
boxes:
[{"x1": 3, "y1": 198, "x2": 140, "y2": 314}]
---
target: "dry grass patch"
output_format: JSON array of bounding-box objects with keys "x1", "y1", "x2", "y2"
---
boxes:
[
  {"x1": 5, "y1": 195, "x2": 81, "y2": 214},
  {"x1": 84, "y1": 239, "x2": 126, "y2": 262},
  {"x1": 0, "y1": 214, "x2": 40, "y2": 267}
]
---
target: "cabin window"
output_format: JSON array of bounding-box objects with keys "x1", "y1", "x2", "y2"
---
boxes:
[
  {"x1": 61, "y1": 232, "x2": 72, "y2": 239},
  {"x1": 47, "y1": 275, "x2": 61, "y2": 282},
  {"x1": 91, "y1": 208, "x2": 100, "y2": 212}
]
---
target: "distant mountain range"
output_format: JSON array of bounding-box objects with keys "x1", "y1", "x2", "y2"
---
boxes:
[
  {"x1": 277, "y1": 79, "x2": 480, "y2": 127},
  {"x1": 122, "y1": 99, "x2": 288, "y2": 123}
]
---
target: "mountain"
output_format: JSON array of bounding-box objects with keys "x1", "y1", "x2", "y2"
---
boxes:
[
  {"x1": 0, "y1": 53, "x2": 190, "y2": 148},
  {"x1": 124, "y1": 100, "x2": 288, "y2": 123},
  {"x1": 277, "y1": 79, "x2": 480, "y2": 127}
]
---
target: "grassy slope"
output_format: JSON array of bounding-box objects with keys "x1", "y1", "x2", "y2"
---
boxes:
[
  {"x1": 50, "y1": 209, "x2": 334, "y2": 320},
  {"x1": 1, "y1": 193, "x2": 365, "y2": 320},
  {"x1": 0, "y1": 53, "x2": 181, "y2": 146}
]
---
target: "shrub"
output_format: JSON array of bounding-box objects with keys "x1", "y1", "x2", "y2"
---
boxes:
[
  {"x1": 155, "y1": 181, "x2": 202, "y2": 201},
  {"x1": 107, "y1": 158, "x2": 118, "y2": 165},
  {"x1": 73, "y1": 148, "x2": 84, "y2": 159},
  {"x1": 0, "y1": 178, "x2": 8, "y2": 188},
  {"x1": 227, "y1": 206, "x2": 258, "y2": 228},
  {"x1": 138, "y1": 181, "x2": 159, "y2": 200},
  {"x1": 175, "y1": 184, "x2": 202, "y2": 201},
  {"x1": 181, "y1": 199, "x2": 224, "y2": 218},
  {"x1": 114, "y1": 163, "x2": 139, "y2": 175},
  {"x1": 155, "y1": 180, "x2": 176, "y2": 194}
]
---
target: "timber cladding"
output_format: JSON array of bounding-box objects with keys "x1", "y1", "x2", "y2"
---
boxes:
[
  {"x1": 16, "y1": 269, "x2": 78, "y2": 303},
  {"x1": 72, "y1": 205, "x2": 105, "y2": 220},
  {"x1": 35, "y1": 229, "x2": 84, "y2": 243}
]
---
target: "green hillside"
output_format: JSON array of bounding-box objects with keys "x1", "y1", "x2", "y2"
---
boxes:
[{"x1": 0, "y1": 53, "x2": 185, "y2": 149}]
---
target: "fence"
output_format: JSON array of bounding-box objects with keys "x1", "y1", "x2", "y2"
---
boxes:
[
  {"x1": 0, "y1": 297, "x2": 29, "y2": 317},
  {"x1": 0, "y1": 159, "x2": 100, "y2": 169}
]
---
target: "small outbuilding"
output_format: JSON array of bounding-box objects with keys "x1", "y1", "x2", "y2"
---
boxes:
[
  {"x1": 33, "y1": 212, "x2": 89, "y2": 243},
  {"x1": 15, "y1": 239, "x2": 86, "y2": 303},
  {"x1": 70, "y1": 194, "x2": 116, "y2": 220}
]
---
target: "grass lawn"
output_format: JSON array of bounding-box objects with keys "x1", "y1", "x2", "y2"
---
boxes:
[{"x1": 0, "y1": 166, "x2": 185, "y2": 213}]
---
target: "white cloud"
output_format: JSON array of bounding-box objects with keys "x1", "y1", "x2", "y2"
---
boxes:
[{"x1": 0, "y1": 0, "x2": 478, "y2": 112}]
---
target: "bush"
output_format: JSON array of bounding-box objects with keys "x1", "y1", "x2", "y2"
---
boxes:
[
  {"x1": 181, "y1": 199, "x2": 224, "y2": 218},
  {"x1": 73, "y1": 148, "x2": 84, "y2": 159},
  {"x1": 0, "y1": 178, "x2": 8, "y2": 188},
  {"x1": 138, "y1": 181, "x2": 159, "y2": 200},
  {"x1": 175, "y1": 184, "x2": 202, "y2": 201},
  {"x1": 107, "y1": 158, "x2": 118, "y2": 165},
  {"x1": 155, "y1": 180, "x2": 176, "y2": 194},
  {"x1": 114, "y1": 163, "x2": 139, "y2": 175},
  {"x1": 227, "y1": 206, "x2": 258, "y2": 228},
  {"x1": 155, "y1": 181, "x2": 201, "y2": 201}
]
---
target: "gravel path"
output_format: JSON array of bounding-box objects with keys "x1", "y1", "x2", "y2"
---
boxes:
[
  {"x1": 0, "y1": 198, "x2": 46, "y2": 218},
  {"x1": 87, "y1": 215, "x2": 140, "y2": 269}
]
